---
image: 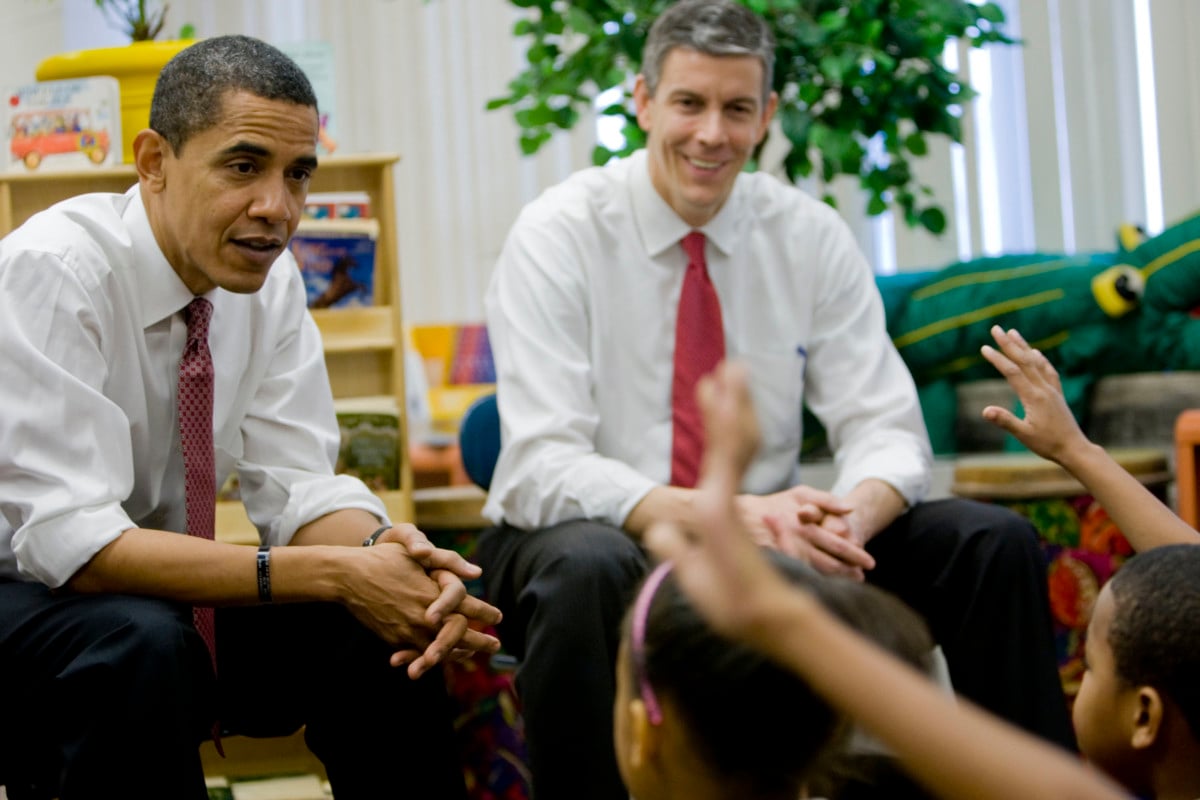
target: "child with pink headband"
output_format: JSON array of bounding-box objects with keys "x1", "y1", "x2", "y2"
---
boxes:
[{"x1": 615, "y1": 506, "x2": 935, "y2": 799}]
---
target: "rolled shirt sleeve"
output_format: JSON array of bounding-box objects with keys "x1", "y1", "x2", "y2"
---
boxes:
[
  {"x1": 483, "y1": 201, "x2": 659, "y2": 530},
  {"x1": 0, "y1": 190, "x2": 387, "y2": 586}
]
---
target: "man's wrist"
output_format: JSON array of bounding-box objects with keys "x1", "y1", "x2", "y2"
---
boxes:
[
  {"x1": 256, "y1": 546, "x2": 272, "y2": 603},
  {"x1": 362, "y1": 524, "x2": 391, "y2": 547}
]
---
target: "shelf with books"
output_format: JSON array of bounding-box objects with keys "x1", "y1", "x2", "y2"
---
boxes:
[{"x1": 0, "y1": 152, "x2": 415, "y2": 536}]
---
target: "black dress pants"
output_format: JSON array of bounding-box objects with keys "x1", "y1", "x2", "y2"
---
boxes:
[
  {"x1": 476, "y1": 497, "x2": 1075, "y2": 800},
  {"x1": 0, "y1": 581, "x2": 467, "y2": 800}
]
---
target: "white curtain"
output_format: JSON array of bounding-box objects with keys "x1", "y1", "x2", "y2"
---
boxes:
[
  {"x1": 831, "y1": 0, "x2": 1200, "y2": 271},
  {"x1": 912, "y1": 0, "x2": 1200, "y2": 264}
]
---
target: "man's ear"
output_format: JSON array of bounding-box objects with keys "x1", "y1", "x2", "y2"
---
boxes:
[
  {"x1": 1130, "y1": 686, "x2": 1164, "y2": 750},
  {"x1": 633, "y1": 74, "x2": 653, "y2": 133},
  {"x1": 133, "y1": 129, "x2": 168, "y2": 192},
  {"x1": 755, "y1": 91, "x2": 779, "y2": 145}
]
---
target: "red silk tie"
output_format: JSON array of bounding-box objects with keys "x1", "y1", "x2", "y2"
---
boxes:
[
  {"x1": 670, "y1": 231, "x2": 724, "y2": 488},
  {"x1": 179, "y1": 298, "x2": 217, "y2": 669}
]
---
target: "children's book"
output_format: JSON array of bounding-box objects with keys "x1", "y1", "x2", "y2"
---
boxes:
[
  {"x1": 334, "y1": 395, "x2": 401, "y2": 492},
  {"x1": 409, "y1": 323, "x2": 497, "y2": 434},
  {"x1": 288, "y1": 218, "x2": 379, "y2": 309},
  {"x1": 410, "y1": 323, "x2": 496, "y2": 387},
  {"x1": 3, "y1": 77, "x2": 122, "y2": 172},
  {"x1": 303, "y1": 191, "x2": 371, "y2": 220},
  {"x1": 278, "y1": 41, "x2": 338, "y2": 156}
]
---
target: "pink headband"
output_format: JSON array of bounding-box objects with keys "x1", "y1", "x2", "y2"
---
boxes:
[{"x1": 630, "y1": 560, "x2": 674, "y2": 726}]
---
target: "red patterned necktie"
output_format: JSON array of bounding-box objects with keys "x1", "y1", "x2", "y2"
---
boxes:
[
  {"x1": 670, "y1": 231, "x2": 724, "y2": 488},
  {"x1": 179, "y1": 297, "x2": 216, "y2": 669}
]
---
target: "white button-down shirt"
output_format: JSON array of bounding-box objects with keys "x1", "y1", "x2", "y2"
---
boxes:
[
  {"x1": 0, "y1": 187, "x2": 386, "y2": 586},
  {"x1": 484, "y1": 150, "x2": 931, "y2": 530}
]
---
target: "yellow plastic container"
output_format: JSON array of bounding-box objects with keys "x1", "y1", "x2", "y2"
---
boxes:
[{"x1": 37, "y1": 40, "x2": 196, "y2": 164}]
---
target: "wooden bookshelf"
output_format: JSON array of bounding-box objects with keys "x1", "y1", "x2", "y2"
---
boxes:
[{"x1": 0, "y1": 153, "x2": 414, "y2": 544}]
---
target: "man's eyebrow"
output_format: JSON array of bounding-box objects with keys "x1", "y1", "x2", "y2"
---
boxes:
[
  {"x1": 218, "y1": 141, "x2": 272, "y2": 159},
  {"x1": 216, "y1": 142, "x2": 318, "y2": 171},
  {"x1": 666, "y1": 88, "x2": 758, "y2": 108}
]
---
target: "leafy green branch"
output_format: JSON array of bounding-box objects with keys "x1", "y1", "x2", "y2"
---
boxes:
[{"x1": 488, "y1": 0, "x2": 1016, "y2": 234}]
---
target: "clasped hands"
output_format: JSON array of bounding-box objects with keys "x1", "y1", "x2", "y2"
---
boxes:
[
  {"x1": 348, "y1": 524, "x2": 502, "y2": 678},
  {"x1": 735, "y1": 486, "x2": 875, "y2": 580}
]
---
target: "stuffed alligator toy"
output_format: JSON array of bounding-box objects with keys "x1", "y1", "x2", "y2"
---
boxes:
[{"x1": 803, "y1": 211, "x2": 1200, "y2": 456}]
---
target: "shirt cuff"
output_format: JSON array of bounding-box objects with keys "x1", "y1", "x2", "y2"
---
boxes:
[{"x1": 14, "y1": 505, "x2": 134, "y2": 589}]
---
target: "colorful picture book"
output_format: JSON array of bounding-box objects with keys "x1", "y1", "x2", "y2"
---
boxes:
[
  {"x1": 410, "y1": 323, "x2": 496, "y2": 387},
  {"x1": 334, "y1": 395, "x2": 400, "y2": 492},
  {"x1": 409, "y1": 323, "x2": 496, "y2": 434},
  {"x1": 2, "y1": 77, "x2": 122, "y2": 172},
  {"x1": 288, "y1": 218, "x2": 379, "y2": 309},
  {"x1": 213, "y1": 395, "x2": 399, "y2": 497},
  {"x1": 278, "y1": 41, "x2": 338, "y2": 157},
  {"x1": 303, "y1": 190, "x2": 371, "y2": 220}
]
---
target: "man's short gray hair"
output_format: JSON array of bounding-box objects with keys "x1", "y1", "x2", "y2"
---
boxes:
[{"x1": 641, "y1": 0, "x2": 775, "y2": 102}]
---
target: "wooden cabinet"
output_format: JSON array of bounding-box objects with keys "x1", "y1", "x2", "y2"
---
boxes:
[{"x1": 0, "y1": 153, "x2": 414, "y2": 542}]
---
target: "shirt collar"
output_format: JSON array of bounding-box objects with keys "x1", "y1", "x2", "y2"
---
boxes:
[
  {"x1": 628, "y1": 148, "x2": 742, "y2": 259},
  {"x1": 123, "y1": 186, "x2": 210, "y2": 328}
]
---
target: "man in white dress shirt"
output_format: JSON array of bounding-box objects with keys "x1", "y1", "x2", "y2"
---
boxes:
[
  {"x1": 479, "y1": 2, "x2": 1074, "y2": 798},
  {"x1": 0, "y1": 35, "x2": 500, "y2": 799}
]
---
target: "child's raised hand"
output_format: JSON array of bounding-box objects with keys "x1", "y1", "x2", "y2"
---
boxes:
[
  {"x1": 645, "y1": 360, "x2": 802, "y2": 646},
  {"x1": 979, "y1": 325, "x2": 1089, "y2": 464},
  {"x1": 696, "y1": 361, "x2": 761, "y2": 494}
]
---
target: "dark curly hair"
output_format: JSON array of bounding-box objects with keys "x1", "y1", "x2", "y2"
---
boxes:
[
  {"x1": 1107, "y1": 543, "x2": 1200, "y2": 738},
  {"x1": 149, "y1": 35, "x2": 317, "y2": 154}
]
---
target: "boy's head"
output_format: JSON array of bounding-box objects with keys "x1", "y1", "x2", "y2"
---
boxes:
[
  {"x1": 614, "y1": 551, "x2": 933, "y2": 800},
  {"x1": 1074, "y1": 544, "x2": 1200, "y2": 795}
]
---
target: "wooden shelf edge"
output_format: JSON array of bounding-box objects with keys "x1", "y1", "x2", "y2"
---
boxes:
[
  {"x1": 413, "y1": 485, "x2": 489, "y2": 530},
  {"x1": 215, "y1": 500, "x2": 258, "y2": 546},
  {"x1": 312, "y1": 306, "x2": 396, "y2": 352},
  {"x1": 0, "y1": 164, "x2": 136, "y2": 183},
  {"x1": 380, "y1": 488, "x2": 414, "y2": 525},
  {"x1": 201, "y1": 729, "x2": 326, "y2": 781}
]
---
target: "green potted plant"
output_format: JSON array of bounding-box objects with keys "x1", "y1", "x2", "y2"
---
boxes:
[
  {"x1": 92, "y1": 0, "x2": 171, "y2": 42},
  {"x1": 489, "y1": 0, "x2": 1015, "y2": 234},
  {"x1": 35, "y1": 0, "x2": 196, "y2": 164}
]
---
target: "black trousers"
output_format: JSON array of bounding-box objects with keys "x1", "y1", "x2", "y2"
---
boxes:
[
  {"x1": 476, "y1": 497, "x2": 1076, "y2": 800},
  {"x1": 0, "y1": 582, "x2": 467, "y2": 800}
]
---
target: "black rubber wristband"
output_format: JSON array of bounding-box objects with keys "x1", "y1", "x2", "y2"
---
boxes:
[
  {"x1": 363, "y1": 525, "x2": 391, "y2": 547},
  {"x1": 256, "y1": 546, "x2": 272, "y2": 603}
]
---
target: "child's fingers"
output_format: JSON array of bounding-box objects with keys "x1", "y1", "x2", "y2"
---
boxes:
[{"x1": 981, "y1": 404, "x2": 1017, "y2": 431}]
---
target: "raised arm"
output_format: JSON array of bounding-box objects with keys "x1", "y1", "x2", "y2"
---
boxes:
[
  {"x1": 981, "y1": 325, "x2": 1198, "y2": 551},
  {"x1": 646, "y1": 360, "x2": 1132, "y2": 800}
]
